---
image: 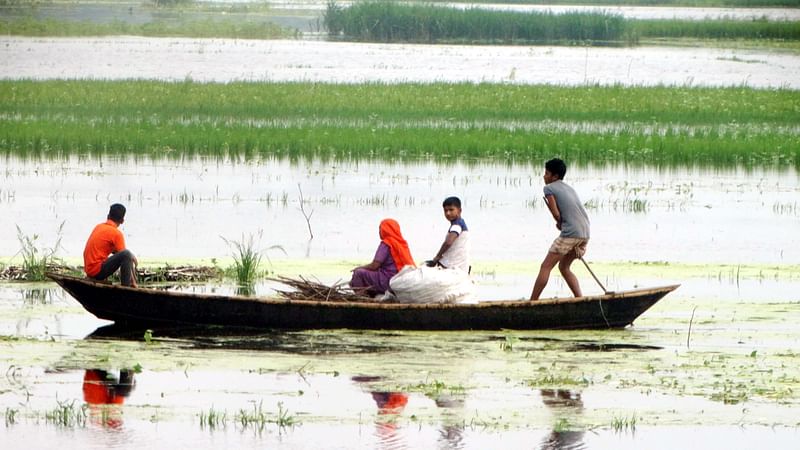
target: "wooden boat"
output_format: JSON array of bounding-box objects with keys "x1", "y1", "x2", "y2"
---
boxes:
[{"x1": 48, "y1": 273, "x2": 678, "y2": 331}]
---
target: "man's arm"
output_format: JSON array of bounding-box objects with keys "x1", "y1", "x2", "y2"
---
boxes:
[
  {"x1": 545, "y1": 195, "x2": 562, "y2": 230},
  {"x1": 432, "y1": 232, "x2": 458, "y2": 265}
]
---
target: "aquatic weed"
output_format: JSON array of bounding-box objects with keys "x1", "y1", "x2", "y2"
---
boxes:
[
  {"x1": 611, "y1": 413, "x2": 637, "y2": 433},
  {"x1": 44, "y1": 399, "x2": 88, "y2": 428},
  {"x1": 4, "y1": 407, "x2": 19, "y2": 426},
  {"x1": 199, "y1": 406, "x2": 227, "y2": 430},
  {"x1": 235, "y1": 400, "x2": 298, "y2": 432},
  {"x1": 500, "y1": 334, "x2": 519, "y2": 352},
  {"x1": 14, "y1": 221, "x2": 64, "y2": 281}
]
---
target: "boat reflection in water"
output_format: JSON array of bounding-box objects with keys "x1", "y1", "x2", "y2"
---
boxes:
[
  {"x1": 539, "y1": 389, "x2": 585, "y2": 450},
  {"x1": 82, "y1": 369, "x2": 136, "y2": 428},
  {"x1": 354, "y1": 375, "x2": 467, "y2": 449}
]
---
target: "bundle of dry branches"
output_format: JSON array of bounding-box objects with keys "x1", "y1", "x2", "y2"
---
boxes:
[
  {"x1": 136, "y1": 265, "x2": 221, "y2": 283},
  {"x1": 269, "y1": 275, "x2": 377, "y2": 303},
  {"x1": 0, "y1": 263, "x2": 72, "y2": 281}
]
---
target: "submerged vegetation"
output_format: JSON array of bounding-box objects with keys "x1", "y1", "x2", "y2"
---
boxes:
[
  {"x1": 324, "y1": 1, "x2": 800, "y2": 45},
  {"x1": 1, "y1": 80, "x2": 797, "y2": 168}
]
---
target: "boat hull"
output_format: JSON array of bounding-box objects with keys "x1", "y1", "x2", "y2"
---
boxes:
[{"x1": 48, "y1": 274, "x2": 678, "y2": 331}]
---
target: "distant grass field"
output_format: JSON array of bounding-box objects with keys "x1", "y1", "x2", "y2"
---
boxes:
[
  {"x1": 323, "y1": 2, "x2": 800, "y2": 45},
  {"x1": 0, "y1": 16, "x2": 298, "y2": 39},
  {"x1": 1, "y1": 81, "x2": 797, "y2": 168}
]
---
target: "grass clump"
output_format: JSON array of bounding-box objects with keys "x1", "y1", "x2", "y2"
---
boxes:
[
  {"x1": 610, "y1": 413, "x2": 638, "y2": 432},
  {"x1": 221, "y1": 232, "x2": 264, "y2": 289},
  {"x1": 235, "y1": 401, "x2": 297, "y2": 432},
  {"x1": 44, "y1": 399, "x2": 88, "y2": 428},
  {"x1": 199, "y1": 406, "x2": 227, "y2": 430},
  {"x1": 4, "y1": 407, "x2": 19, "y2": 426},
  {"x1": 14, "y1": 221, "x2": 64, "y2": 281}
]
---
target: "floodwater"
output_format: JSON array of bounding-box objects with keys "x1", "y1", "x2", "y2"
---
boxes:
[
  {"x1": 2, "y1": 157, "x2": 799, "y2": 272},
  {"x1": 1, "y1": 278, "x2": 799, "y2": 449},
  {"x1": 2, "y1": 36, "x2": 799, "y2": 87}
]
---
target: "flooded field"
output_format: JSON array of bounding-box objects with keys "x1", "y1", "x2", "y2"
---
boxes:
[
  {"x1": 2, "y1": 36, "x2": 799, "y2": 87},
  {"x1": 2, "y1": 157, "x2": 799, "y2": 270},
  {"x1": 1, "y1": 5, "x2": 799, "y2": 446}
]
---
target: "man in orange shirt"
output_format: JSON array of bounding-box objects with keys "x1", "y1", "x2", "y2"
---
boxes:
[{"x1": 83, "y1": 204, "x2": 138, "y2": 287}]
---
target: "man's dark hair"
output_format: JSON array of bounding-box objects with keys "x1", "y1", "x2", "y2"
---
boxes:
[
  {"x1": 545, "y1": 158, "x2": 567, "y2": 180},
  {"x1": 108, "y1": 203, "x2": 126, "y2": 223},
  {"x1": 442, "y1": 196, "x2": 461, "y2": 208}
]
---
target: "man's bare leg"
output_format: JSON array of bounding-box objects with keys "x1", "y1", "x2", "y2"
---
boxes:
[
  {"x1": 558, "y1": 251, "x2": 582, "y2": 297},
  {"x1": 530, "y1": 252, "x2": 562, "y2": 300}
]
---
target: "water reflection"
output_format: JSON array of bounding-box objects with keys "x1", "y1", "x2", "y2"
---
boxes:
[
  {"x1": 82, "y1": 369, "x2": 136, "y2": 429},
  {"x1": 539, "y1": 389, "x2": 586, "y2": 450},
  {"x1": 352, "y1": 375, "x2": 468, "y2": 450}
]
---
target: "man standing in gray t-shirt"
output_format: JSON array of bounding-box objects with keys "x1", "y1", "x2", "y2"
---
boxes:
[{"x1": 530, "y1": 158, "x2": 590, "y2": 300}]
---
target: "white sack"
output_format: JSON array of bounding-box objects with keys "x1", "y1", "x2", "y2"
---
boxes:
[{"x1": 388, "y1": 266, "x2": 475, "y2": 304}]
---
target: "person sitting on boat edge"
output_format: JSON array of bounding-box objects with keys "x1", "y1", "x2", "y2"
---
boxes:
[
  {"x1": 530, "y1": 158, "x2": 590, "y2": 300},
  {"x1": 83, "y1": 203, "x2": 138, "y2": 288},
  {"x1": 350, "y1": 218, "x2": 415, "y2": 297},
  {"x1": 426, "y1": 196, "x2": 471, "y2": 274}
]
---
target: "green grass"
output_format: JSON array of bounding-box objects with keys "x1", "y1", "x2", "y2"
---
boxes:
[
  {"x1": 0, "y1": 17, "x2": 298, "y2": 39},
  {"x1": 633, "y1": 18, "x2": 800, "y2": 41},
  {"x1": 14, "y1": 221, "x2": 64, "y2": 281},
  {"x1": 221, "y1": 233, "x2": 263, "y2": 288},
  {"x1": 324, "y1": 2, "x2": 800, "y2": 45},
  {"x1": 0, "y1": 80, "x2": 798, "y2": 168},
  {"x1": 325, "y1": 1, "x2": 627, "y2": 45}
]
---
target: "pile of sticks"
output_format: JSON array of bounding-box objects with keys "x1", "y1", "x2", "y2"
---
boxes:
[
  {"x1": 136, "y1": 265, "x2": 221, "y2": 283},
  {"x1": 0, "y1": 263, "x2": 73, "y2": 281},
  {"x1": 269, "y1": 275, "x2": 377, "y2": 302}
]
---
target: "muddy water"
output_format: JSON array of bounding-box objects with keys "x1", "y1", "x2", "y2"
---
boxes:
[
  {"x1": 2, "y1": 36, "x2": 798, "y2": 88},
  {"x1": 1, "y1": 279, "x2": 799, "y2": 449}
]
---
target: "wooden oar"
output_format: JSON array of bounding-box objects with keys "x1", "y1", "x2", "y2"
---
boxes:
[{"x1": 579, "y1": 256, "x2": 612, "y2": 295}]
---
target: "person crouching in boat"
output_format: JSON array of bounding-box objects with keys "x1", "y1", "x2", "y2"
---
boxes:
[
  {"x1": 350, "y1": 219, "x2": 415, "y2": 297},
  {"x1": 83, "y1": 203, "x2": 138, "y2": 287}
]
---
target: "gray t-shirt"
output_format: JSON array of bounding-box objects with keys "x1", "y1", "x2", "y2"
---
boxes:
[{"x1": 543, "y1": 180, "x2": 590, "y2": 239}]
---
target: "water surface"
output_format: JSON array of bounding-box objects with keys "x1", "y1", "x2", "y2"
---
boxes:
[{"x1": 2, "y1": 37, "x2": 797, "y2": 88}]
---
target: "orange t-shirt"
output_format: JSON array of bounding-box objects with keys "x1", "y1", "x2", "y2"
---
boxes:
[{"x1": 83, "y1": 220, "x2": 126, "y2": 277}]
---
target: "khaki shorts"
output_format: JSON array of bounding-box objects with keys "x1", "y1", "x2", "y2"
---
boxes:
[{"x1": 549, "y1": 237, "x2": 589, "y2": 257}]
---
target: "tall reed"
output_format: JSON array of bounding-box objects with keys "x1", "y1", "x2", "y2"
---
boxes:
[
  {"x1": 221, "y1": 232, "x2": 264, "y2": 288},
  {"x1": 14, "y1": 221, "x2": 64, "y2": 281},
  {"x1": 325, "y1": 1, "x2": 627, "y2": 44}
]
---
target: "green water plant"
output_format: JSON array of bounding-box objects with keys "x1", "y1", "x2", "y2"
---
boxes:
[
  {"x1": 221, "y1": 231, "x2": 285, "y2": 290},
  {"x1": 199, "y1": 406, "x2": 227, "y2": 430},
  {"x1": 610, "y1": 413, "x2": 637, "y2": 432},
  {"x1": 44, "y1": 399, "x2": 88, "y2": 428},
  {"x1": 221, "y1": 232, "x2": 263, "y2": 288},
  {"x1": 14, "y1": 221, "x2": 64, "y2": 281},
  {"x1": 235, "y1": 400, "x2": 297, "y2": 432},
  {"x1": 4, "y1": 407, "x2": 19, "y2": 426}
]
